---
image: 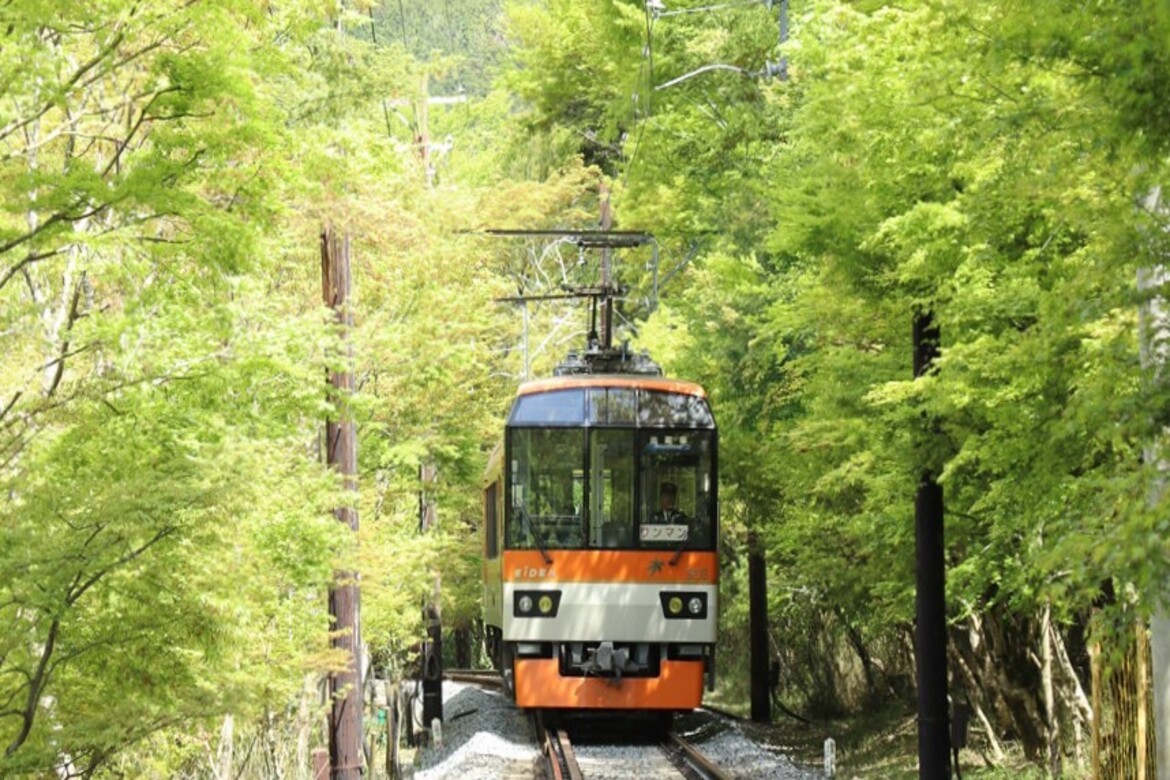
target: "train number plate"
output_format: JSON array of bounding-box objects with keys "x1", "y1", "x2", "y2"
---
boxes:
[{"x1": 639, "y1": 524, "x2": 688, "y2": 542}]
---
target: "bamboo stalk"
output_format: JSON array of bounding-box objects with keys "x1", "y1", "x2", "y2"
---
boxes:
[{"x1": 1136, "y1": 619, "x2": 1148, "y2": 780}]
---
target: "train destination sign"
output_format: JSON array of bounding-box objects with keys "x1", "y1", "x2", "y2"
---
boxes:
[{"x1": 640, "y1": 524, "x2": 688, "y2": 542}]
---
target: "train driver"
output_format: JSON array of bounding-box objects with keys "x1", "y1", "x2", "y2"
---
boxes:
[{"x1": 652, "y1": 481, "x2": 688, "y2": 524}]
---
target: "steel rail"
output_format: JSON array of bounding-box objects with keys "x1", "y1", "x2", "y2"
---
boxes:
[
  {"x1": 665, "y1": 732, "x2": 735, "y2": 780},
  {"x1": 534, "y1": 713, "x2": 582, "y2": 780},
  {"x1": 534, "y1": 713, "x2": 557, "y2": 780},
  {"x1": 443, "y1": 669, "x2": 502, "y2": 688},
  {"x1": 555, "y1": 728, "x2": 584, "y2": 780}
]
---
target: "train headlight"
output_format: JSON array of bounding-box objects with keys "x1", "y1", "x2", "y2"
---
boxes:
[
  {"x1": 513, "y1": 590, "x2": 561, "y2": 618},
  {"x1": 660, "y1": 591, "x2": 708, "y2": 620}
]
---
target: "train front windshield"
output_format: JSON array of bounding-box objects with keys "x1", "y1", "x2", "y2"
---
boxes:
[{"x1": 505, "y1": 387, "x2": 716, "y2": 551}]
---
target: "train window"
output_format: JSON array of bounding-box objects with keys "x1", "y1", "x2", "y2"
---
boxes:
[
  {"x1": 589, "y1": 429, "x2": 635, "y2": 548},
  {"x1": 637, "y1": 391, "x2": 714, "y2": 428},
  {"x1": 484, "y1": 482, "x2": 499, "y2": 559},
  {"x1": 509, "y1": 389, "x2": 585, "y2": 425},
  {"x1": 587, "y1": 388, "x2": 638, "y2": 425},
  {"x1": 507, "y1": 428, "x2": 585, "y2": 549},
  {"x1": 638, "y1": 431, "x2": 716, "y2": 551}
]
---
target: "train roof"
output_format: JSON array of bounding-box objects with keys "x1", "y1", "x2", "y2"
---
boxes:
[{"x1": 516, "y1": 375, "x2": 708, "y2": 398}]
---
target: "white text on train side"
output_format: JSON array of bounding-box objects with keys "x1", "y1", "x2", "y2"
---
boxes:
[{"x1": 513, "y1": 567, "x2": 553, "y2": 579}]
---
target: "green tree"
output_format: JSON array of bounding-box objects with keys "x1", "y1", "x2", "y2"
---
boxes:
[
  {"x1": 500, "y1": 0, "x2": 1170, "y2": 767},
  {"x1": 0, "y1": 1, "x2": 355, "y2": 773}
]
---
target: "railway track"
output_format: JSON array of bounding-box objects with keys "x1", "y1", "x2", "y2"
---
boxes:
[
  {"x1": 540, "y1": 717, "x2": 583, "y2": 780},
  {"x1": 438, "y1": 672, "x2": 758, "y2": 779},
  {"x1": 444, "y1": 669, "x2": 502, "y2": 688},
  {"x1": 535, "y1": 713, "x2": 734, "y2": 780}
]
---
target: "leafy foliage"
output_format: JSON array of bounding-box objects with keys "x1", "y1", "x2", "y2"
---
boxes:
[
  {"x1": 5, "y1": 0, "x2": 1170, "y2": 773},
  {"x1": 500, "y1": 0, "x2": 1170, "y2": 757},
  {"x1": 0, "y1": 0, "x2": 547, "y2": 773}
]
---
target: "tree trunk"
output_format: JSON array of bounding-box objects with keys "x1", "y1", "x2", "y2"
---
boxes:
[
  {"x1": 1051, "y1": 620, "x2": 1093, "y2": 768},
  {"x1": 454, "y1": 626, "x2": 471, "y2": 669},
  {"x1": 387, "y1": 680, "x2": 400, "y2": 779},
  {"x1": 1091, "y1": 635, "x2": 1103, "y2": 779},
  {"x1": 984, "y1": 609, "x2": 1047, "y2": 760},
  {"x1": 216, "y1": 714, "x2": 233, "y2": 780},
  {"x1": 1041, "y1": 603, "x2": 1061, "y2": 777},
  {"x1": 839, "y1": 607, "x2": 877, "y2": 704},
  {"x1": 948, "y1": 619, "x2": 1007, "y2": 764}
]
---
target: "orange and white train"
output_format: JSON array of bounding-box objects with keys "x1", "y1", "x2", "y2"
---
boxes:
[{"x1": 482, "y1": 358, "x2": 718, "y2": 714}]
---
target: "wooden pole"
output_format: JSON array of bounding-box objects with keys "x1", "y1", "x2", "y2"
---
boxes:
[
  {"x1": 387, "y1": 681, "x2": 400, "y2": 779},
  {"x1": 322, "y1": 226, "x2": 363, "y2": 780},
  {"x1": 312, "y1": 747, "x2": 330, "y2": 780},
  {"x1": 417, "y1": 74, "x2": 432, "y2": 187}
]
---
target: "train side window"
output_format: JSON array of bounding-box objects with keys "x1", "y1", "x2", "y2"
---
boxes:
[{"x1": 485, "y1": 482, "x2": 499, "y2": 558}]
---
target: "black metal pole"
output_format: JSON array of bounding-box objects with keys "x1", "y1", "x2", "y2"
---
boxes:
[
  {"x1": 749, "y1": 533, "x2": 771, "y2": 722},
  {"x1": 599, "y1": 183, "x2": 614, "y2": 350},
  {"x1": 419, "y1": 463, "x2": 443, "y2": 727},
  {"x1": 913, "y1": 311, "x2": 950, "y2": 779}
]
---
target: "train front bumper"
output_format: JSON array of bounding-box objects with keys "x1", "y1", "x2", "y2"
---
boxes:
[{"x1": 513, "y1": 657, "x2": 705, "y2": 709}]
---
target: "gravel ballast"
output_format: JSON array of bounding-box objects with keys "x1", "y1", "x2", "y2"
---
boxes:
[{"x1": 407, "y1": 681, "x2": 821, "y2": 779}]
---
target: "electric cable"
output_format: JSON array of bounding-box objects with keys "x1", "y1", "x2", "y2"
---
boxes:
[
  {"x1": 656, "y1": 0, "x2": 761, "y2": 17},
  {"x1": 618, "y1": 2, "x2": 659, "y2": 195}
]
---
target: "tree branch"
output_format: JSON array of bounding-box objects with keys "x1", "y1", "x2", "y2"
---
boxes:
[
  {"x1": 42, "y1": 271, "x2": 89, "y2": 400},
  {"x1": 0, "y1": 392, "x2": 20, "y2": 426},
  {"x1": 100, "y1": 86, "x2": 184, "y2": 178},
  {"x1": 0, "y1": 199, "x2": 119, "y2": 290},
  {"x1": 3, "y1": 617, "x2": 59, "y2": 757},
  {"x1": 0, "y1": 30, "x2": 125, "y2": 147},
  {"x1": 0, "y1": 246, "x2": 67, "y2": 290},
  {"x1": 65, "y1": 525, "x2": 177, "y2": 607},
  {"x1": 0, "y1": 427, "x2": 38, "y2": 472}
]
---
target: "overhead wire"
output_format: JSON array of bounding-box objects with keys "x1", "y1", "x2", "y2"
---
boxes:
[
  {"x1": 622, "y1": 0, "x2": 784, "y2": 316},
  {"x1": 367, "y1": 8, "x2": 401, "y2": 140},
  {"x1": 619, "y1": 3, "x2": 655, "y2": 195},
  {"x1": 607, "y1": 3, "x2": 662, "y2": 327},
  {"x1": 657, "y1": 0, "x2": 762, "y2": 16},
  {"x1": 395, "y1": 0, "x2": 409, "y2": 48}
]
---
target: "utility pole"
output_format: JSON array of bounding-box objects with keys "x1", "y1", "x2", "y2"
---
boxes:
[
  {"x1": 599, "y1": 182, "x2": 614, "y2": 349},
  {"x1": 322, "y1": 227, "x2": 363, "y2": 780},
  {"x1": 419, "y1": 463, "x2": 443, "y2": 728},
  {"x1": 749, "y1": 532, "x2": 771, "y2": 723},
  {"x1": 912, "y1": 311, "x2": 950, "y2": 779},
  {"x1": 415, "y1": 74, "x2": 432, "y2": 187}
]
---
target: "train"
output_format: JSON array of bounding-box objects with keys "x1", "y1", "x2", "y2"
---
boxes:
[{"x1": 481, "y1": 345, "x2": 718, "y2": 715}]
